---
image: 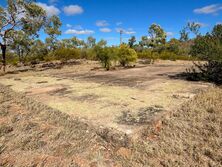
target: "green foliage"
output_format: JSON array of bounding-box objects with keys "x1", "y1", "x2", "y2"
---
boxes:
[
  {"x1": 137, "y1": 50, "x2": 196, "y2": 61},
  {"x1": 128, "y1": 36, "x2": 136, "y2": 48},
  {"x1": 28, "y1": 40, "x2": 48, "y2": 62},
  {"x1": 187, "y1": 22, "x2": 201, "y2": 36},
  {"x1": 166, "y1": 38, "x2": 180, "y2": 54},
  {"x1": 4, "y1": 52, "x2": 19, "y2": 66},
  {"x1": 191, "y1": 25, "x2": 222, "y2": 62},
  {"x1": 180, "y1": 22, "x2": 201, "y2": 42},
  {"x1": 148, "y1": 24, "x2": 167, "y2": 47},
  {"x1": 179, "y1": 28, "x2": 189, "y2": 42},
  {"x1": 118, "y1": 44, "x2": 137, "y2": 67},
  {"x1": 96, "y1": 47, "x2": 119, "y2": 70},
  {"x1": 52, "y1": 48, "x2": 81, "y2": 61},
  {"x1": 190, "y1": 24, "x2": 222, "y2": 84},
  {"x1": 87, "y1": 36, "x2": 96, "y2": 48}
]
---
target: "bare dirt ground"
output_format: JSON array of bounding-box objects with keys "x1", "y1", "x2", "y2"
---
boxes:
[
  {"x1": 0, "y1": 60, "x2": 212, "y2": 135},
  {"x1": 0, "y1": 81, "x2": 221, "y2": 167}
]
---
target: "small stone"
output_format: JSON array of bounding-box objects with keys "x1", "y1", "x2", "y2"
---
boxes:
[{"x1": 117, "y1": 147, "x2": 132, "y2": 159}]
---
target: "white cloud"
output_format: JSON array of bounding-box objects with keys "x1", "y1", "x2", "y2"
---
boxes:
[
  {"x1": 116, "y1": 22, "x2": 123, "y2": 26},
  {"x1": 74, "y1": 25, "x2": 83, "y2": 30},
  {"x1": 66, "y1": 24, "x2": 72, "y2": 28},
  {"x1": 195, "y1": 22, "x2": 208, "y2": 27},
  {"x1": 48, "y1": 0, "x2": 58, "y2": 4},
  {"x1": 65, "y1": 29, "x2": 94, "y2": 35},
  {"x1": 96, "y1": 20, "x2": 109, "y2": 27},
  {"x1": 166, "y1": 32, "x2": 174, "y2": 37},
  {"x1": 100, "y1": 28, "x2": 112, "y2": 33},
  {"x1": 194, "y1": 4, "x2": 222, "y2": 14},
  {"x1": 63, "y1": 5, "x2": 84, "y2": 16},
  {"x1": 116, "y1": 28, "x2": 136, "y2": 35},
  {"x1": 36, "y1": 2, "x2": 60, "y2": 16}
]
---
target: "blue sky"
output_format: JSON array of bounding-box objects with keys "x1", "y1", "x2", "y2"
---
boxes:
[{"x1": 2, "y1": 0, "x2": 222, "y2": 45}]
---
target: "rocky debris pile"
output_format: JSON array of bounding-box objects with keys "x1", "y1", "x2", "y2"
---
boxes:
[{"x1": 118, "y1": 106, "x2": 164, "y2": 125}]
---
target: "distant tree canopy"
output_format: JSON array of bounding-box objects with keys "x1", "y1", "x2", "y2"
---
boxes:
[
  {"x1": 0, "y1": 0, "x2": 61, "y2": 71},
  {"x1": 0, "y1": 1, "x2": 221, "y2": 85},
  {"x1": 148, "y1": 24, "x2": 166, "y2": 47},
  {"x1": 180, "y1": 22, "x2": 201, "y2": 42},
  {"x1": 128, "y1": 36, "x2": 136, "y2": 48}
]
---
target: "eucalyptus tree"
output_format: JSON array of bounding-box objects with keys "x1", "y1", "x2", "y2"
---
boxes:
[
  {"x1": 87, "y1": 36, "x2": 96, "y2": 48},
  {"x1": 180, "y1": 22, "x2": 201, "y2": 42},
  {"x1": 10, "y1": 30, "x2": 33, "y2": 63},
  {"x1": 139, "y1": 36, "x2": 148, "y2": 48},
  {"x1": 0, "y1": 0, "x2": 47, "y2": 72},
  {"x1": 148, "y1": 24, "x2": 166, "y2": 47},
  {"x1": 30, "y1": 39, "x2": 48, "y2": 61},
  {"x1": 179, "y1": 27, "x2": 189, "y2": 42},
  {"x1": 45, "y1": 15, "x2": 62, "y2": 51},
  {"x1": 71, "y1": 36, "x2": 85, "y2": 48},
  {"x1": 97, "y1": 39, "x2": 107, "y2": 48},
  {"x1": 0, "y1": 0, "x2": 46, "y2": 71},
  {"x1": 187, "y1": 22, "x2": 201, "y2": 36},
  {"x1": 128, "y1": 36, "x2": 136, "y2": 48}
]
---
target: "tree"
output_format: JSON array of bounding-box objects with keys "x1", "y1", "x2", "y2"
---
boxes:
[
  {"x1": 97, "y1": 39, "x2": 107, "y2": 48},
  {"x1": 180, "y1": 22, "x2": 201, "y2": 42},
  {"x1": 128, "y1": 36, "x2": 136, "y2": 48},
  {"x1": 87, "y1": 36, "x2": 96, "y2": 48},
  {"x1": 0, "y1": 0, "x2": 47, "y2": 72},
  {"x1": 10, "y1": 31, "x2": 33, "y2": 63},
  {"x1": 179, "y1": 27, "x2": 189, "y2": 42},
  {"x1": 70, "y1": 36, "x2": 84, "y2": 48},
  {"x1": 167, "y1": 38, "x2": 180, "y2": 54},
  {"x1": 139, "y1": 36, "x2": 148, "y2": 48},
  {"x1": 118, "y1": 44, "x2": 137, "y2": 67},
  {"x1": 45, "y1": 15, "x2": 62, "y2": 52},
  {"x1": 187, "y1": 22, "x2": 201, "y2": 36},
  {"x1": 60, "y1": 39, "x2": 72, "y2": 48},
  {"x1": 190, "y1": 24, "x2": 222, "y2": 84},
  {"x1": 30, "y1": 39, "x2": 48, "y2": 61},
  {"x1": 148, "y1": 24, "x2": 166, "y2": 47}
]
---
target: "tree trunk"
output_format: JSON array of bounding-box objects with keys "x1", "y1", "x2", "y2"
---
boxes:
[{"x1": 1, "y1": 44, "x2": 6, "y2": 72}]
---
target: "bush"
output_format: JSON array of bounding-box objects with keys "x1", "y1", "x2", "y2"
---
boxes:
[
  {"x1": 118, "y1": 44, "x2": 137, "y2": 67},
  {"x1": 4, "y1": 52, "x2": 19, "y2": 66},
  {"x1": 137, "y1": 50, "x2": 153, "y2": 59},
  {"x1": 96, "y1": 47, "x2": 118, "y2": 70},
  {"x1": 190, "y1": 24, "x2": 222, "y2": 84},
  {"x1": 137, "y1": 50, "x2": 195, "y2": 61},
  {"x1": 52, "y1": 48, "x2": 81, "y2": 61}
]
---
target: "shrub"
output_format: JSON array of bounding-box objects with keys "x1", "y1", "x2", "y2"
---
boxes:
[
  {"x1": 137, "y1": 50, "x2": 194, "y2": 61},
  {"x1": 85, "y1": 48, "x2": 97, "y2": 60},
  {"x1": 4, "y1": 52, "x2": 19, "y2": 66},
  {"x1": 137, "y1": 50, "x2": 153, "y2": 59},
  {"x1": 96, "y1": 47, "x2": 118, "y2": 70},
  {"x1": 118, "y1": 44, "x2": 137, "y2": 67},
  {"x1": 52, "y1": 48, "x2": 81, "y2": 61},
  {"x1": 190, "y1": 24, "x2": 222, "y2": 84}
]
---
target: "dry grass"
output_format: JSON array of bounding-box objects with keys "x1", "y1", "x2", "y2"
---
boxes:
[
  {"x1": 121, "y1": 87, "x2": 222, "y2": 167},
  {"x1": 0, "y1": 84, "x2": 221, "y2": 166}
]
